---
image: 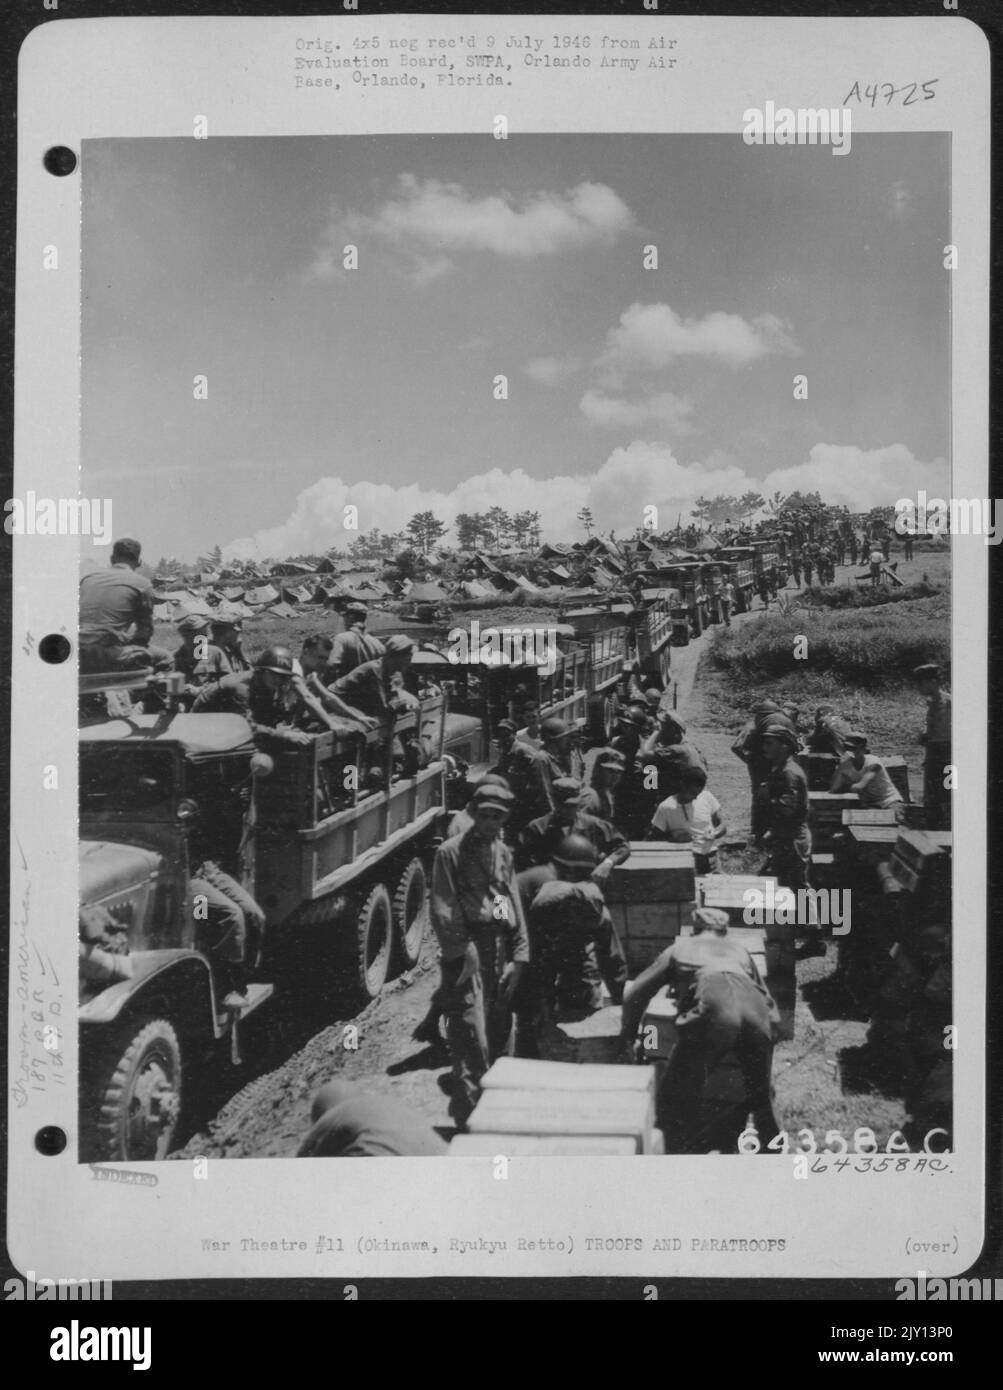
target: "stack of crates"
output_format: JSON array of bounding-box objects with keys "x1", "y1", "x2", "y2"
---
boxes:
[
  {"x1": 449, "y1": 1058, "x2": 663, "y2": 1155},
  {"x1": 604, "y1": 844, "x2": 696, "y2": 975},
  {"x1": 696, "y1": 874, "x2": 794, "y2": 1040}
]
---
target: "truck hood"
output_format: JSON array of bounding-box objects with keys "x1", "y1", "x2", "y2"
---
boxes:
[{"x1": 80, "y1": 839, "x2": 165, "y2": 904}]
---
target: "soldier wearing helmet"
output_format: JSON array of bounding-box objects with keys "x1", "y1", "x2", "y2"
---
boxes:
[
  {"x1": 192, "y1": 645, "x2": 350, "y2": 744},
  {"x1": 524, "y1": 832, "x2": 627, "y2": 1020}
]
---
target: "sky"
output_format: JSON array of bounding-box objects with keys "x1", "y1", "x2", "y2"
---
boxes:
[{"x1": 80, "y1": 134, "x2": 950, "y2": 562}]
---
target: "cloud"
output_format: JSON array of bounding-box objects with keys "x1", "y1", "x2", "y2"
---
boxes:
[
  {"x1": 309, "y1": 176, "x2": 635, "y2": 282},
  {"x1": 225, "y1": 442, "x2": 946, "y2": 559},
  {"x1": 598, "y1": 301, "x2": 799, "y2": 376},
  {"x1": 579, "y1": 389, "x2": 696, "y2": 434},
  {"x1": 525, "y1": 355, "x2": 583, "y2": 385}
]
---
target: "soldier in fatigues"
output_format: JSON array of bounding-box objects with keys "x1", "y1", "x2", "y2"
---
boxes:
[
  {"x1": 758, "y1": 722, "x2": 812, "y2": 891},
  {"x1": 914, "y1": 663, "x2": 952, "y2": 829},
  {"x1": 621, "y1": 908, "x2": 781, "y2": 1153},
  {"x1": 527, "y1": 833, "x2": 627, "y2": 1020},
  {"x1": 429, "y1": 782, "x2": 529, "y2": 1128}
]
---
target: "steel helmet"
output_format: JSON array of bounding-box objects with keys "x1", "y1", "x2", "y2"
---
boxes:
[
  {"x1": 255, "y1": 645, "x2": 295, "y2": 675},
  {"x1": 551, "y1": 833, "x2": 598, "y2": 870}
]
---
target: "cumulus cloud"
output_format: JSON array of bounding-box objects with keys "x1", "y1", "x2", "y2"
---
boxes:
[
  {"x1": 579, "y1": 389, "x2": 696, "y2": 434},
  {"x1": 598, "y1": 301, "x2": 799, "y2": 376},
  {"x1": 525, "y1": 355, "x2": 583, "y2": 385},
  {"x1": 225, "y1": 442, "x2": 947, "y2": 560},
  {"x1": 310, "y1": 176, "x2": 635, "y2": 282}
]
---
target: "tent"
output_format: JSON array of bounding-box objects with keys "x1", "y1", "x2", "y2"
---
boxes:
[
  {"x1": 267, "y1": 601, "x2": 297, "y2": 619},
  {"x1": 244, "y1": 584, "x2": 280, "y2": 606}
]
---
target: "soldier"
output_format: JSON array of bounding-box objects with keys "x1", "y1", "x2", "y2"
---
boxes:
[
  {"x1": 732, "y1": 700, "x2": 787, "y2": 842},
  {"x1": 298, "y1": 1079, "x2": 447, "y2": 1157},
  {"x1": 429, "y1": 782, "x2": 529, "y2": 1128},
  {"x1": 327, "y1": 602, "x2": 385, "y2": 681},
  {"x1": 829, "y1": 732, "x2": 905, "y2": 818},
  {"x1": 327, "y1": 634, "x2": 415, "y2": 723},
  {"x1": 869, "y1": 544, "x2": 884, "y2": 587},
  {"x1": 581, "y1": 747, "x2": 626, "y2": 828},
  {"x1": 720, "y1": 576, "x2": 736, "y2": 626},
  {"x1": 78, "y1": 537, "x2": 173, "y2": 674},
  {"x1": 517, "y1": 778, "x2": 630, "y2": 879},
  {"x1": 904, "y1": 530, "x2": 915, "y2": 561},
  {"x1": 528, "y1": 833, "x2": 628, "y2": 1019},
  {"x1": 209, "y1": 614, "x2": 252, "y2": 674},
  {"x1": 758, "y1": 723, "x2": 812, "y2": 891},
  {"x1": 536, "y1": 716, "x2": 577, "y2": 802},
  {"x1": 806, "y1": 704, "x2": 851, "y2": 757},
  {"x1": 515, "y1": 699, "x2": 543, "y2": 749},
  {"x1": 193, "y1": 646, "x2": 364, "y2": 743},
  {"x1": 488, "y1": 719, "x2": 548, "y2": 833},
  {"x1": 621, "y1": 907, "x2": 781, "y2": 1153},
  {"x1": 914, "y1": 663, "x2": 952, "y2": 829},
  {"x1": 803, "y1": 549, "x2": 814, "y2": 587},
  {"x1": 172, "y1": 614, "x2": 227, "y2": 694},
  {"x1": 790, "y1": 551, "x2": 802, "y2": 588},
  {"x1": 188, "y1": 858, "x2": 267, "y2": 1000}
]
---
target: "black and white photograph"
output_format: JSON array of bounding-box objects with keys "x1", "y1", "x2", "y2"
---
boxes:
[{"x1": 6, "y1": 7, "x2": 992, "y2": 1293}]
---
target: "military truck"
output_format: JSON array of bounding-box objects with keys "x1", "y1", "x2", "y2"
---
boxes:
[
  {"x1": 714, "y1": 547, "x2": 756, "y2": 612},
  {"x1": 655, "y1": 562, "x2": 710, "y2": 637},
  {"x1": 629, "y1": 591, "x2": 676, "y2": 683},
  {"x1": 561, "y1": 607, "x2": 632, "y2": 741},
  {"x1": 78, "y1": 672, "x2": 449, "y2": 1162},
  {"x1": 414, "y1": 635, "x2": 590, "y2": 786}
]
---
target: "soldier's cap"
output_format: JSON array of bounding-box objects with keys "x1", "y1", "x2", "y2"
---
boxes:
[
  {"x1": 469, "y1": 782, "x2": 515, "y2": 812},
  {"x1": 594, "y1": 748, "x2": 626, "y2": 769},
  {"x1": 540, "y1": 716, "x2": 570, "y2": 739},
  {"x1": 844, "y1": 731, "x2": 868, "y2": 746},
  {"x1": 643, "y1": 687, "x2": 663, "y2": 705},
  {"x1": 751, "y1": 699, "x2": 781, "y2": 715},
  {"x1": 693, "y1": 907, "x2": 730, "y2": 934},
  {"x1": 760, "y1": 723, "x2": 799, "y2": 748},
  {"x1": 211, "y1": 614, "x2": 242, "y2": 629},
  {"x1": 111, "y1": 537, "x2": 142, "y2": 563},
  {"x1": 913, "y1": 663, "x2": 940, "y2": 680},
  {"x1": 815, "y1": 704, "x2": 835, "y2": 718},
  {"x1": 384, "y1": 634, "x2": 414, "y2": 656},
  {"x1": 551, "y1": 777, "x2": 585, "y2": 805},
  {"x1": 551, "y1": 832, "x2": 598, "y2": 869},
  {"x1": 176, "y1": 614, "x2": 210, "y2": 633},
  {"x1": 345, "y1": 602, "x2": 368, "y2": 619},
  {"x1": 496, "y1": 719, "x2": 518, "y2": 735}
]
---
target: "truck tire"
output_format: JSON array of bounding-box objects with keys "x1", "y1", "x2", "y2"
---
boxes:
[
  {"x1": 92, "y1": 1018, "x2": 183, "y2": 1162},
  {"x1": 356, "y1": 883, "x2": 393, "y2": 1000},
  {"x1": 392, "y1": 858, "x2": 428, "y2": 972}
]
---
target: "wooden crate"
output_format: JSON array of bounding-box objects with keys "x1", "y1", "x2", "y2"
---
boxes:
[
  {"x1": 799, "y1": 752, "x2": 838, "y2": 791},
  {"x1": 696, "y1": 874, "x2": 778, "y2": 925},
  {"x1": 610, "y1": 848, "x2": 696, "y2": 903},
  {"x1": 883, "y1": 756, "x2": 911, "y2": 803},
  {"x1": 608, "y1": 899, "x2": 693, "y2": 975},
  {"x1": 467, "y1": 1086, "x2": 658, "y2": 1153},
  {"x1": 449, "y1": 1133, "x2": 644, "y2": 1157},
  {"x1": 481, "y1": 1057, "x2": 654, "y2": 1097},
  {"x1": 809, "y1": 791, "x2": 860, "y2": 850}
]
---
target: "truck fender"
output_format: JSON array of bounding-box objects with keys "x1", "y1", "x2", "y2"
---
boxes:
[{"x1": 80, "y1": 950, "x2": 218, "y2": 1037}]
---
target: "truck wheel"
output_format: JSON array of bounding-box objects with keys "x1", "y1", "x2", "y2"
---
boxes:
[
  {"x1": 93, "y1": 1018, "x2": 183, "y2": 1162},
  {"x1": 392, "y1": 858, "x2": 428, "y2": 971},
  {"x1": 357, "y1": 883, "x2": 393, "y2": 1000}
]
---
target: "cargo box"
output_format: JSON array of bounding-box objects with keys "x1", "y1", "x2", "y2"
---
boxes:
[
  {"x1": 467, "y1": 1086, "x2": 658, "y2": 1153},
  {"x1": 449, "y1": 1133, "x2": 645, "y2": 1157},
  {"x1": 481, "y1": 1057, "x2": 654, "y2": 1097}
]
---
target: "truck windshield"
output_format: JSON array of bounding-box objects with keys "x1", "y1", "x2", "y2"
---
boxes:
[{"x1": 80, "y1": 745, "x2": 177, "y2": 818}]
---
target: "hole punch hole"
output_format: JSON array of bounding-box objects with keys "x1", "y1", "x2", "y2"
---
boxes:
[
  {"x1": 43, "y1": 146, "x2": 76, "y2": 177},
  {"x1": 38, "y1": 633, "x2": 71, "y2": 664},
  {"x1": 35, "y1": 1126, "x2": 67, "y2": 1157}
]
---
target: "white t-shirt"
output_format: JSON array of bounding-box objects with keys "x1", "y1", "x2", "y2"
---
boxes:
[{"x1": 650, "y1": 789, "x2": 721, "y2": 855}]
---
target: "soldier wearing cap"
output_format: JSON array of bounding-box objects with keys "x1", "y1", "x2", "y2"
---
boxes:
[
  {"x1": 327, "y1": 634, "x2": 414, "y2": 723},
  {"x1": 537, "y1": 715, "x2": 577, "y2": 790},
  {"x1": 621, "y1": 907, "x2": 781, "y2": 1152},
  {"x1": 210, "y1": 614, "x2": 252, "y2": 675},
  {"x1": 327, "y1": 603, "x2": 385, "y2": 682},
  {"x1": 732, "y1": 700, "x2": 792, "y2": 843},
  {"x1": 914, "y1": 663, "x2": 951, "y2": 829},
  {"x1": 758, "y1": 722, "x2": 812, "y2": 890},
  {"x1": 78, "y1": 537, "x2": 173, "y2": 674},
  {"x1": 526, "y1": 833, "x2": 628, "y2": 1020},
  {"x1": 172, "y1": 613, "x2": 227, "y2": 691},
  {"x1": 429, "y1": 781, "x2": 530, "y2": 1127},
  {"x1": 829, "y1": 732, "x2": 904, "y2": 817},
  {"x1": 517, "y1": 778, "x2": 630, "y2": 879},
  {"x1": 581, "y1": 747, "x2": 625, "y2": 827}
]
